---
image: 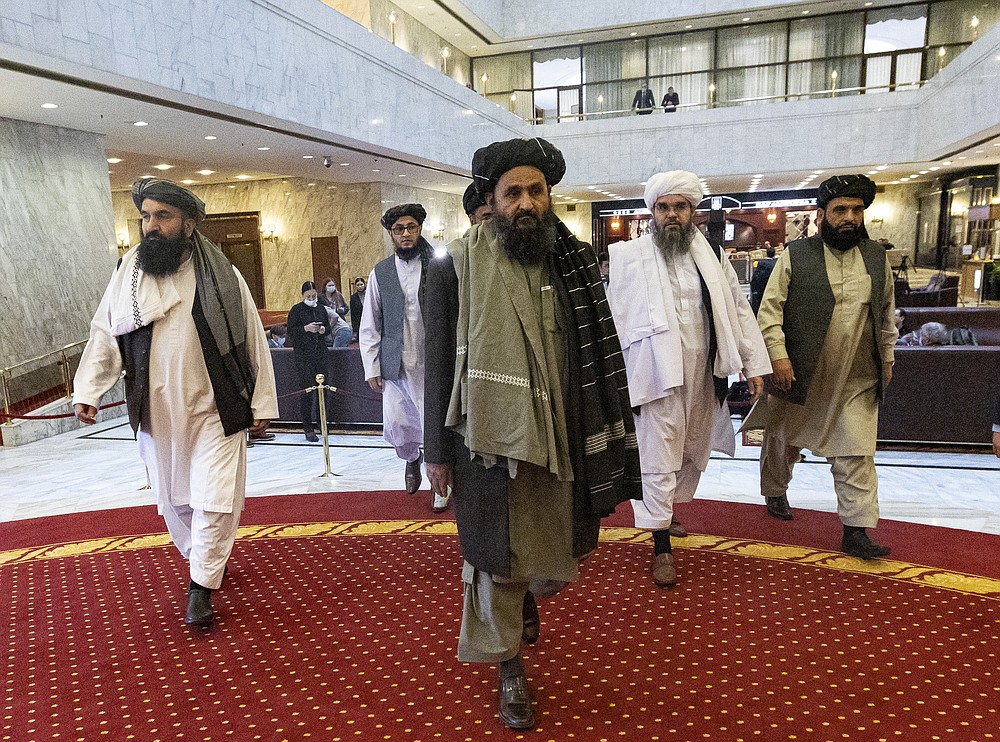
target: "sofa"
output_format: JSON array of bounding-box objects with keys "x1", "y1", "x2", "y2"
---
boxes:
[
  {"x1": 877, "y1": 308, "x2": 1000, "y2": 445},
  {"x1": 270, "y1": 347, "x2": 382, "y2": 426},
  {"x1": 894, "y1": 273, "x2": 959, "y2": 308}
]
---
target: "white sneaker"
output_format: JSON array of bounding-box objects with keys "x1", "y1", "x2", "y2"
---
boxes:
[{"x1": 431, "y1": 492, "x2": 451, "y2": 512}]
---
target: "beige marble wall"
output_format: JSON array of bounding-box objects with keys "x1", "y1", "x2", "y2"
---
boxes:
[
  {"x1": 319, "y1": 0, "x2": 372, "y2": 28},
  {"x1": 866, "y1": 184, "x2": 920, "y2": 256},
  {"x1": 552, "y1": 202, "x2": 594, "y2": 245},
  {"x1": 0, "y1": 118, "x2": 117, "y2": 371},
  {"x1": 112, "y1": 179, "x2": 469, "y2": 311},
  {"x1": 370, "y1": 0, "x2": 472, "y2": 88}
]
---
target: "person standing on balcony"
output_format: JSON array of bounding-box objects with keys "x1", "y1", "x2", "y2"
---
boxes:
[
  {"x1": 73, "y1": 178, "x2": 277, "y2": 628},
  {"x1": 757, "y1": 174, "x2": 898, "y2": 559},
  {"x1": 631, "y1": 80, "x2": 656, "y2": 115},
  {"x1": 606, "y1": 170, "x2": 770, "y2": 588},
  {"x1": 360, "y1": 204, "x2": 448, "y2": 511},
  {"x1": 662, "y1": 86, "x2": 680, "y2": 112}
]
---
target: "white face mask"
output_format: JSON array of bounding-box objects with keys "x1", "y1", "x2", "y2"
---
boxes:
[
  {"x1": 304, "y1": 298, "x2": 318, "y2": 307},
  {"x1": 326, "y1": 284, "x2": 335, "y2": 292}
]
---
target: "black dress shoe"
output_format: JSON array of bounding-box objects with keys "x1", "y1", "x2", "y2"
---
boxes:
[
  {"x1": 185, "y1": 588, "x2": 214, "y2": 627},
  {"x1": 766, "y1": 495, "x2": 793, "y2": 520},
  {"x1": 498, "y1": 675, "x2": 534, "y2": 729},
  {"x1": 842, "y1": 529, "x2": 891, "y2": 560},
  {"x1": 521, "y1": 592, "x2": 540, "y2": 645},
  {"x1": 250, "y1": 432, "x2": 276, "y2": 441},
  {"x1": 405, "y1": 453, "x2": 423, "y2": 494},
  {"x1": 305, "y1": 431, "x2": 319, "y2": 443}
]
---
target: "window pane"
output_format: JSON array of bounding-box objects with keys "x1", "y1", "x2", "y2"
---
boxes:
[
  {"x1": 864, "y1": 5, "x2": 927, "y2": 54},
  {"x1": 788, "y1": 57, "x2": 862, "y2": 98},
  {"x1": 473, "y1": 53, "x2": 531, "y2": 94},
  {"x1": 717, "y1": 22, "x2": 787, "y2": 68},
  {"x1": 650, "y1": 73, "x2": 710, "y2": 109},
  {"x1": 789, "y1": 15, "x2": 864, "y2": 60},
  {"x1": 648, "y1": 31, "x2": 714, "y2": 74},
  {"x1": 864, "y1": 56, "x2": 893, "y2": 93},
  {"x1": 583, "y1": 81, "x2": 634, "y2": 115},
  {"x1": 896, "y1": 52, "x2": 923, "y2": 89},
  {"x1": 928, "y1": 0, "x2": 1000, "y2": 45},
  {"x1": 717, "y1": 64, "x2": 786, "y2": 105},
  {"x1": 583, "y1": 39, "x2": 647, "y2": 83},
  {"x1": 533, "y1": 47, "x2": 581, "y2": 88}
]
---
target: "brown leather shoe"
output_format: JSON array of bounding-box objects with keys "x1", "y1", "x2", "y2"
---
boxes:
[
  {"x1": 668, "y1": 518, "x2": 688, "y2": 538},
  {"x1": 766, "y1": 495, "x2": 793, "y2": 520},
  {"x1": 498, "y1": 675, "x2": 533, "y2": 729},
  {"x1": 521, "y1": 592, "x2": 539, "y2": 645},
  {"x1": 651, "y1": 552, "x2": 677, "y2": 588},
  {"x1": 405, "y1": 453, "x2": 423, "y2": 493}
]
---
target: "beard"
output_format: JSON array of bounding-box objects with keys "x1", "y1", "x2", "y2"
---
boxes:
[
  {"x1": 652, "y1": 220, "x2": 695, "y2": 259},
  {"x1": 138, "y1": 231, "x2": 192, "y2": 275},
  {"x1": 493, "y1": 209, "x2": 556, "y2": 265},
  {"x1": 820, "y1": 217, "x2": 863, "y2": 251}
]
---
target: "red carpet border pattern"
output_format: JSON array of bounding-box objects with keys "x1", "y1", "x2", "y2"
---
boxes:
[{"x1": 4, "y1": 518, "x2": 1000, "y2": 741}]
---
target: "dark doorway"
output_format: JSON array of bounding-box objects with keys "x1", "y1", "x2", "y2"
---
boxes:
[
  {"x1": 311, "y1": 236, "x2": 341, "y2": 289},
  {"x1": 199, "y1": 213, "x2": 266, "y2": 308}
]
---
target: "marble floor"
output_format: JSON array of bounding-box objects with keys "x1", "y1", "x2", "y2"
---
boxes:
[{"x1": 2, "y1": 417, "x2": 1000, "y2": 535}]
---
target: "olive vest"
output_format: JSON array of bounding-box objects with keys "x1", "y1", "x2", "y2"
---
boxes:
[{"x1": 776, "y1": 236, "x2": 887, "y2": 406}]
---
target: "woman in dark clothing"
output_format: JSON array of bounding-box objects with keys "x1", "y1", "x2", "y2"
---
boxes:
[
  {"x1": 287, "y1": 281, "x2": 330, "y2": 441},
  {"x1": 349, "y1": 276, "x2": 367, "y2": 341}
]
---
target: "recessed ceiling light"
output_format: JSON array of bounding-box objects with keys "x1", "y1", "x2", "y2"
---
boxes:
[
  {"x1": 340, "y1": 163, "x2": 350, "y2": 166},
  {"x1": 228, "y1": 185, "x2": 236, "y2": 189},
  {"x1": 630, "y1": 32, "x2": 637, "y2": 37},
  {"x1": 139, "y1": 174, "x2": 153, "y2": 179},
  {"x1": 257, "y1": 146, "x2": 270, "y2": 151},
  {"x1": 587, "y1": 186, "x2": 596, "y2": 189},
  {"x1": 877, "y1": 165, "x2": 888, "y2": 170},
  {"x1": 919, "y1": 170, "x2": 929, "y2": 174},
  {"x1": 900, "y1": 177, "x2": 910, "y2": 181},
  {"x1": 742, "y1": 17, "x2": 750, "y2": 22},
  {"x1": 308, "y1": 183, "x2": 316, "y2": 186},
  {"x1": 398, "y1": 174, "x2": 406, "y2": 177},
  {"x1": 180, "y1": 179, "x2": 196, "y2": 185},
  {"x1": 868, "y1": 170, "x2": 878, "y2": 175},
  {"x1": 976, "y1": 149, "x2": 985, "y2": 154},
  {"x1": 107, "y1": 158, "x2": 122, "y2": 164},
  {"x1": 133, "y1": 121, "x2": 148, "y2": 126},
  {"x1": 40, "y1": 103, "x2": 58, "y2": 109},
  {"x1": 930, "y1": 166, "x2": 940, "y2": 171},
  {"x1": 802, "y1": 9, "x2": 810, "y2": 14},
  {"x1": 153, "y1": 164, "x2": 173, "y2": 170},
  {"x1": 235, "y1": 174, "x2": 251, "y2": 180},
  {"x1": 958, "y1": 156, "x2": 968, "y2": 160},
  {"x1": 197, "y1": 169, "x2": 215, "y2": 175},
  {"x1": 204, "y1": 135, "x2": 217, "y2": 140},
  {"x1": 303, "y1": 155, "x2": 314, "y2": 159},
  {"x1": 372, "y1": 169, "x2": 381, "y2": 172},
  {"x1": 685, "y1": 24, "x2": 692, "y2": 29},
  {"x1": 813, "y1": 170, "x2": 824, "y2": 174}
]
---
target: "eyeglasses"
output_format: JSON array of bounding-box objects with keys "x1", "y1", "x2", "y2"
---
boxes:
[{"x1": 390, "y1": 224, "x2": 420, "y2": 235}]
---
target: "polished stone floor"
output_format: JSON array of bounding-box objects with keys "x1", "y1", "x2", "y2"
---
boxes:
[{"x1": 2, "y1": 417, "x2": 1000, "y2": 534}]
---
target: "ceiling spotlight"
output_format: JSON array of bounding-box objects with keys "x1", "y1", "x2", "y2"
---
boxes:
[
  {"x1": 303, "y1": 155, "x2": 314, "y2": 159},
  {"x1": 40, "y1": 103, "x2": 58, "y2": 109},
  {"x1": 180, "y1": 179, "x2": 196, "y2": 185},
  {"x1": 235, "y1": 174, "x2": 251, "y2": 180},
  {"x1": 323, "y1": 156, "x2": 333, "y2": 168},
  {"x1": 153, "y1": 164, "x2": 173, "y2": 170},
  {"x1": 133, "y1": 121, "x2": 148, "y2": 127},
  {"x1": 257, "y1": 147, "x2": 270, "y2": 151},
  {"x1": 197, "y1": 169, "x2": 214, "y2": 175},
  {"x1": 204, "y1": 135, "x2": 217, "y2": 140},
  {"x1": 107, "y1": 158, "x2": 122, "y2": 164},
  {"x1": 340, "y1": 163, "x2": 350, "y2": 166}
]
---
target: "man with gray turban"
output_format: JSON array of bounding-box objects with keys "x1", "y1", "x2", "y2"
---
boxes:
[
  {"x1": 607, "y1": 170, "x2": 771, "y2": 588},
  {"x1": 360, "y1": 203, "x2": 447, "y2": 510},
  {"x1": 424, "y1": 137, "x2": 641, "y2": 729},
  {"x1": 757, "y1": 174, "x2": 898, "y2": 559},
  {"x1": 73, "y1": 178, "x2": 277, "y2": 627}
]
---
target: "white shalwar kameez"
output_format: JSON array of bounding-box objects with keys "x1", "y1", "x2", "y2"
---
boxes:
[
  {"x1": 74, "y1": 257, "x2": 277, "y2": 589},
  {"x1": 608, "y1": 235, "x2": 770, "y2": 530},
  {"x1": 359, "y1": 256, "x2": 425, "y2": 463}
]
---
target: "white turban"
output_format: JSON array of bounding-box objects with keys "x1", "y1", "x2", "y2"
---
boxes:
[{"x1": 644, "y1": 170, "x2": 703, "y2": 212}]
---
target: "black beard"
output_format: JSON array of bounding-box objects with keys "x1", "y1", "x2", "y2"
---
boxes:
[
  {"x1": 395, "y1": 245, "x2": 422, "y2": 261},
  {"x1": 821, "y1": 217, "x2": 863, "y2": 251},
  {"x1": 652, "y1": 221, "x2": 694, "y2": 258},
  {"x1": 493, "y1": 209, "x2": 556, "y2": 265},
  {"x1": 138, "y1": 231, "x2": 191, "y2": 276}
]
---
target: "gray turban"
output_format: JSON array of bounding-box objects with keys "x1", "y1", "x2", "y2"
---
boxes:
[
  {"x1": 817, "y1": 174, "x2": 877, "y2": 209},
  {"x1": 381, "y1": 203, "x2": 427, "y2": 230},
  {"x1": 471, "y1": 137, "x2": 566, "y2": 196},
  {"x1": 131, "y1": 178, "x2": 206, "y2": 223}
]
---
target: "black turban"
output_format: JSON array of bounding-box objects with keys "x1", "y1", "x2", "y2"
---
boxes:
[
  {"x1": 462, "y1": 182, "x2": 486, "y2": 216},
  {"x1": 131, "y1": 177, "x2": 206, "y2": 223},
  {"x1": 471, "y1": 137, "x2": 566, "y2": 197},
  {"x1": 381, "y1": 203, "x2": 427, "y2": 230},
  {"x1": 817, "y1": 174, "x2": 877, "y2": 209}
]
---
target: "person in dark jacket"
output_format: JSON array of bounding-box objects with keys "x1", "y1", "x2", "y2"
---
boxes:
[
  {"x1": 631, "y1": 80, "x2": 655, "y2": 114},
  {"x1": 349, "y1": 277, "x2": 366, "y2": 341},
  {"x1": 287, "y1": 281, "x2": 330, "y2": 442}
]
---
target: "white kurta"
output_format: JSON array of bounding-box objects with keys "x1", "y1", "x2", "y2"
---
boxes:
[
  {"x1": 358, "y1": 256, "x2": 425, "y2": 461},
  {"x1": 74, "y1": 257, "x2": 278, "y2": 515}
]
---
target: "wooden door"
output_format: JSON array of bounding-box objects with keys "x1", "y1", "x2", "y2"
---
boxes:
[
  {"x1": 311, "y1": 236, "x2": 341, "y2": 289},
  {"x1": 199, "y1": 213, "x2": 266, "y2": 308},
  {"x1": 221, "y1": 241, "x2": 266, "y2": 308}
]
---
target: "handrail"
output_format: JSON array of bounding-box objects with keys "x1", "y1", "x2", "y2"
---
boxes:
[{"x1": 1, "y1": 339, "x2": 88, "y2": 425}]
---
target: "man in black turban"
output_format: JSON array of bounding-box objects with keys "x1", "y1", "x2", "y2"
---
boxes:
[
  {"x1": 756, "y1": 173, "x2": 898, "y2": 560},
  {"x1": 359, "y1": 203, "x2": 444, "y2": 509},
  {"x1": 423, "y1": 138, "x2": 641, "y2": 729},
  {"x1": 74, "y1": 178, "x2": 277, "y2": 628},
  {"x1": 462, "y1": 182, "x2": 491, "y2": 226}
]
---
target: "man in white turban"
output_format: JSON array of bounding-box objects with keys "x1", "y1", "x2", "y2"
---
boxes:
[{"x1": 606, "y1": 170, "x2": 771, "y2": 587}]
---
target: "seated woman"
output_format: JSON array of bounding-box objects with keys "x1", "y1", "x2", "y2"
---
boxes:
[{"x1": 896, "y1": 321, "x2": 949, "y2": 347}]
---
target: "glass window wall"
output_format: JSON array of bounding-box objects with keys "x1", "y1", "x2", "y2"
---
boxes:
[
  {"x1": 789, "y1": 15, "x2": 864, "y2": 60},
  {"x1": 864, "y1": 5, "x2": 928, "y2": 54},
  {"x1": 473, "y1": 53, "x2": 530, "y2": 95},
  {"x1": 583, "y1": 39, "x2": 647, "y2": 83},
  {"x1": 928, "y1": 0, "x2": 1000, "y2": 44},
  {"x1": 717, "y1": 22, "x2": 787, "y2": 68},
  {"x1": 648, "y1": 31, "x2": 714, "y2": 74}
]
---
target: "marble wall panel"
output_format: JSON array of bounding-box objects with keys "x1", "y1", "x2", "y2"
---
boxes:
[
  {"x1": 552, "y1": 202, "x2": 593, "y2": 245},
  {"x1": 866, "y1": 184, "x2": 920, "y2": 257},
  {"x1": 0, "y1": 118, "x2": 117, "y2": 369},
  {"x1": 369, "y1": 0, "x2": 472, "y2": 88}
]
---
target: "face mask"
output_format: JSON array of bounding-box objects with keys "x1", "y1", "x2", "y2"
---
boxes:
[
  {"x1": 304, "y1": 298, "x2": 318, "y2": 307},
  {"x1": 326, "y1": 285, "x2": 335, "y2": 292}
]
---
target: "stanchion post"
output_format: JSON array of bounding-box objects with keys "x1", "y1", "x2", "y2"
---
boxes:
[
  {"x1": 60, "y1": 350, "x2": 73, "y2": 399},
  {"x1": 315, "y1": 374, "x2": 337, "y2": 477},
  {"x1": 1, "y1": 371, "x2": 11, "y2": 426}
]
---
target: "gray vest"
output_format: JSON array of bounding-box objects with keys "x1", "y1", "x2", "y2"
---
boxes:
[
  {"x1": 374, "y1": 255, "x2": 406, "y2": 381},
  {"x1": 777, "y1": 236, "x2": 887, "y2": 405}
]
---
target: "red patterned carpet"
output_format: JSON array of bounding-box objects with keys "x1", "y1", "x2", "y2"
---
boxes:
[{"x1": 3, "y1": 493, "x2": 999, "y2": 741}]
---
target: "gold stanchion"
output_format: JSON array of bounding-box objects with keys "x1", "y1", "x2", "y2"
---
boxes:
[{"x1": 315, "y1": 373, "x2": 338, "y2": 477}]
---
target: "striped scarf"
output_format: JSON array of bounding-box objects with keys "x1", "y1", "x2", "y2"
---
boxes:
[{"x1": 547, "y1": 220, "x2": 642, "y2": 517}]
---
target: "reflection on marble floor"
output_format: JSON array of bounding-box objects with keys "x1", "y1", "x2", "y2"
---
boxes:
[{"x1": 2, "y1": 418, "x2": 1000, "y2": 534}]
